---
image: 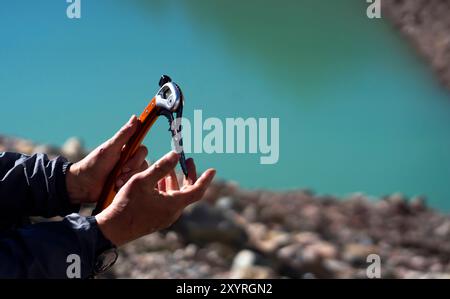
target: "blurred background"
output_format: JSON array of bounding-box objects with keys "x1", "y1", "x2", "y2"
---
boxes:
[{"x1": 1, "y1": 0, "x2": 450, "y2": 278}]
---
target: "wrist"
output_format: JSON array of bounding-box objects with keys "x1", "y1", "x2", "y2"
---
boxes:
[
  {"x1": 84, "y1": 216, "x2": 118, "y2": 275},
  {"x1": 65, "y1": 162, "x2": 89, "y2": 205},
  {"x1": 95, "y1": 212, "x2": 124, "y2": 247}
]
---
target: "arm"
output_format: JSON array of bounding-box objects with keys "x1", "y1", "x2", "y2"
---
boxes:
[
  {"x1": 0, "y1": 151, "x2": 215, "y2": 278},
  {"x1": 0, "y1": 116, "x2": 146, "y2": 219},
  {"x1": 0, "y1": 152, "x2": 79, "y2": 218},
  {"x1": 0, "y1": 214, "x2": 113, "y2": 278},
  {"x1": 0, "y1": 117, "x2": 146, "y2": 278},
  {"x1": 0, "y1": 118, "x2": 214, "y2": 278}
]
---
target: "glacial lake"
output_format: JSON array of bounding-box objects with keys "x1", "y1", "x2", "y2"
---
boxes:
[{"x1": 1, "y1": 0, "x2": 450, "y2": 211}]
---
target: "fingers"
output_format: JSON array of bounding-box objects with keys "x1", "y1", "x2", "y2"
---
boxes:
[
  {"x1": 182, "y1": 158, "x2": 197, "y2": 187},
  {"x1": 158, "y1": 178, "x2": 166, "y2": 192},
  {"x1": 139, "y1": 151, "x2": 179, "y2": 187},
  {"x1": 109, "y1": 115, "x2": 139, "y2": 151},
  {"x1": 116, "y1": 160, "x2": 148, "y2": 188},
  {"x1": 173, "y1": 168, "x2": 216, "y2": 206},
  {"x1": 139, "y1": 161, "x2": 149, "y2": 172},
  {"x1": 122, "y1": 145, "x2": 148, "y2": 173},
  {"x1": 166, "y1": 169, "x2": 180, "y2": 191}
]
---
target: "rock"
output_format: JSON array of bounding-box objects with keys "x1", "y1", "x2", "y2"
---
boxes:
[
  {"x1": 231, "y1": 250, "x2": 256, "y2": 270},
  {"x1": 429, "y1": 263, "x2": 444, "y2": 273},
  {"x1": 323, "y1": 259, "x2": 352, "y2": 276},
  {"x1": 306, "y1": 241, "x2": 338, "y2": 259},
  {"x1": 229, "y1": 250, "x2": 274, "y2": 279},
  {"x1": 277, "y1": 243, "x2": 333, "y2": 278},
  {"x1": 434, "y1": 221, "x2": 450, "y2": 237},
  {"x1": 301, "y1": 273, "x2": 315, "y2": 279},
  {"x1": 387, "y1": 193, "x2": 407, "y2": 205},
  {"x1": 172, "y1": 202, "x2": 248, "y2": 246},
  {"x1": 410, "y1": 196, "x2": 427, "y2": 212},
  {"x1": 184, "y1": 244, "x2": 198, "y2": 258},
  {"x1": 292, "y1": 232, "x2": 320, "y2": 246},
  {"x1": 246, "y1": 223, "x2": 291, "y2": 254},
  {"x1": 32, "y1": 144, "x2": 61, "y2": 157},
  {"x1": 32, "y1": 144, "x2": 51, "y2": 154},
  {"x1": 215, "y1": 196, "x2": 235, "y2": 210},
  {"x1": 261, "y1": 230, "x2": 291, "y2": 253},
  {"x1": 125, "y1": 232, "x2": 182, "y2": 252},
  {"x1": 61, "y1": 137, "x2": 85, "y2": 161},
  {"x1": 384, "y1": 193, "x2": 410, "y2": 214},
  {"x1": 409, "y1": 256, "x2": 428, "y2": 271},
  {"x1": 197, "y1": 242, "x2": 237, "y2": 267},
  {"x1": 383, "y1": 0, "x2": 450, "y2": 89},
  {"x1": 230, "y1": 265, "x2": 274, "y2": 279},
  {"x1": 343, "y1": 244, "x2": 378, "y2": 265},
  {"x1": 277, "y1": 244, "x2": 304, "y2": 263},
  {"x1": 246, "y1": 223, "x2": 267, "y2": 240},
  {"x1": 14, "y1": 139, "x2": 34, "y2": 154},
  {"x1": 242, "y1": 205, "x2": 258, "y2": 222}
]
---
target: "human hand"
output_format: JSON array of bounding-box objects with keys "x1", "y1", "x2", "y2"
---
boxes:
[
  {"x1": 95, "y1": 151, "x2": 216, "y2": 247},
  {"x1": 66, "y1": 115, "x2": 148, "y2": 204}
]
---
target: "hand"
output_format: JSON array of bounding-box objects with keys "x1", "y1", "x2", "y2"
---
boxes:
[
  {"x1": 66, "y1": 115, "x2": 149, "y2": 204},
  {"x1": 95, "y1": 151, "x2": 216, "y2": 247}
]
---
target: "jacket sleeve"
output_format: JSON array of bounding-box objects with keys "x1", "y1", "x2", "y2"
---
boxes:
[
  {"x1": 0, "y1": 152, "x2": 80, "y2": 218},
  {"x1": 0, "y1": 214, "x2": 113, "y2": 278}
]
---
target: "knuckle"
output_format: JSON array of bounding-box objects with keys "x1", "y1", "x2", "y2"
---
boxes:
[
  {"x1": 152, "y1": 162, "x2": 162, "y2": 172},
  {"x1": 152, "y1": 160, "x2": 169, "y2": 174},
  {"x1": 128, "y1": 175, "x2": 143, "y2": 188},
  {"x1": 97, "y1": 145, "x2": 107, "y2": 156}
]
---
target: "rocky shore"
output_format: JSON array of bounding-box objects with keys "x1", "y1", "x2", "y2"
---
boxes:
[
  {"x1": 1, "y1": 134, "x2": 449, "y2": 279},
  {"x1": 103, "y1": 186, "x2": 450, "y2": 279},
  {"x1": 383, "y1": 0, "x2": 450, "y2": 90}
]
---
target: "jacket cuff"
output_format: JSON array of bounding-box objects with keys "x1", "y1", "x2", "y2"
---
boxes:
[
  {"x1": 6, "y1": 214, "x2": 117, "y2": 278},
  {"x1": 64, "y1": 214, "x2": 116, "y2": 278},
  {"x1": 85, "y1": 216, "x2": 116, "y2": 255},
  {"x1": 56, "y1": 158, "x2": 81, "y2": 216}
]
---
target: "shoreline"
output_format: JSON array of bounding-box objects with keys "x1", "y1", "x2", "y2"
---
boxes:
[
  {"x1": 0, "y1": 133, "x2": 446, "y2": 212},
  {"x1": 103, "y1": 181, "x2": 450, "y2": 279}
]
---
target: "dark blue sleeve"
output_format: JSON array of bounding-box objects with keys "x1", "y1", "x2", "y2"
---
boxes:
[
  {"x1": 0, "y1": 152, "x2": 80, "y2": 218},
  {"x1": 0, "y1": 214, "x2": 113, "y2": 278}
]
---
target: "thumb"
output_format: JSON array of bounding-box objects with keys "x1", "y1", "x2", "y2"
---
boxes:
[{"x1": 109, "y1": 115, "x2": 139, "y2": 151}]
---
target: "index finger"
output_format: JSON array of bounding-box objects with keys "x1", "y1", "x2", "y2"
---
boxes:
[{"x1": 138, "y1": 151, "x2": 179, "y2": 187}]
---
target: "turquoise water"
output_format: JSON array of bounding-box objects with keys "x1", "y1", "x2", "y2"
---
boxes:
[{"x1": 1, "y1": 0, "x2": 450, "y2": 211}]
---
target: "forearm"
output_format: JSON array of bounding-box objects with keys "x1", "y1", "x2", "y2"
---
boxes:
[
  {"x1": 0, "y1": 214, "x2": 112, "y2": 278},
  {"x1": 65, "y1": 162, "x2": 90, "y2": 205},
  {"x1": 0, "y1": 152, "x2": 80, "y2": 218}
]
